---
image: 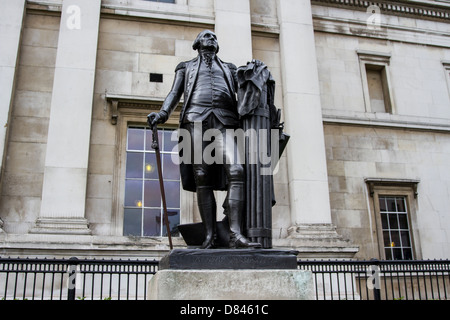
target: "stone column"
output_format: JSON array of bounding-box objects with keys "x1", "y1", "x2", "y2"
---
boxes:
[
  {"x1": 211, "y1": 0, "x2": 253, "y2": 217},
  {"x1": 214, "y1": 0, "x2": 252, "y2": 67},
  {"x1": 31, "y1": 0, "x2": 101, "y2": 235},
  {"x1": 0, "y1": 0, "x2": 26, "y2": 200},
  {"x1": 276, "y1": 0, "x2": 352, "y2": 248}
]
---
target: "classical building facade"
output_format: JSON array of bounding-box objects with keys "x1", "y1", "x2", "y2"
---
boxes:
[{"x1": 0, "y1": 0, "x2": 449, "y2": 260}]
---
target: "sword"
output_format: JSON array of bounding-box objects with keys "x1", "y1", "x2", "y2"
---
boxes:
[{"x1": 148, "y1": 117, "x2": 173, "y2": 250}]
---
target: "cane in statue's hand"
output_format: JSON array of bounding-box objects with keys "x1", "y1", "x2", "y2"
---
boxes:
[{"x1": 147, "y1": 112, "x2": 173, "y2": 250}]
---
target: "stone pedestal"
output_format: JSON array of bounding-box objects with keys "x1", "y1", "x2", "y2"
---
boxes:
[
  {"x1": 148, "y1": 249, "x2": 314, "y2": 300},
  {"x1": 148, "y1": 269, "x2": 313, "y2": 300}
]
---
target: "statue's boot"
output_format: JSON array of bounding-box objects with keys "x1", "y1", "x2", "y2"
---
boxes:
[
  {"x1": 197, "y1": 186, "x2": 217, "y2": 249},
  {"x1": 227, "y1": 182, "x2": 261, "y2": 249}
]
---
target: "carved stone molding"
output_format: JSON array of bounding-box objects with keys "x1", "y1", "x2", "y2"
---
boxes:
[
  {"x1": 105, "y1": 93, "x2": 181, "y2": 125},
  {"x1": 364, "y1": 178, "x2": 420, "y2": 198},
  {"x1": 312, "y1": 0, "x2": 450, "y2": 21}
]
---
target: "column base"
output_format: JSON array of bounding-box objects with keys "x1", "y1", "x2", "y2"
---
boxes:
[
  {"x1": 287, "y1": 223, "x2": 345, "y2": 241},
  {"x1": 275, "y1": 223, "x2": 359, "y2": 258},
  {"x1": 29, "y1": 217, "x2": 92, "y2": 235}
]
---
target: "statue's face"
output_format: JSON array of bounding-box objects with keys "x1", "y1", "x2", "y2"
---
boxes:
[{"x1": 198, "y1": 31, "x2": 218, "y2": 52}]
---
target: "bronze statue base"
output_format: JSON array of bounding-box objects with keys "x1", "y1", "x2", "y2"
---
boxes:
[
  {"x1": 178, "y1": 221, "x2": 230, "y2": 248},
  {"x1": 159, "y1": 248, "x2": 299, "y2": 270}
]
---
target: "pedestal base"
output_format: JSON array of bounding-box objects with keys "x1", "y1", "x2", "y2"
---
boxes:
[
  {"x1": 150, "y1": 248, "x2": 312, "y2": 300},
  {"x1": 148, "y1": 269, "x2": 313, "y2": 300},
  {"x1": 159, "y1": 248, "x2": 299, "y2": 270}
]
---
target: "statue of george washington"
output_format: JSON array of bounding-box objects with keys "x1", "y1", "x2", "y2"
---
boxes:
[{"x1": 148, "y1": 30, "x2": 261, "y2": 249}]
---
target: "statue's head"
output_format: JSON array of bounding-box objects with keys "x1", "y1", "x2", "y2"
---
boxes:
[{"x1": 192, "y1": 30, "x2": 219, "y2": 53}]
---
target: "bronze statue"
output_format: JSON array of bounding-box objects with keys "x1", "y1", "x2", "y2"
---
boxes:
[
  {"x1": 148, "y1": 30, "x2": 261, "y2": 249},
  {"x1": 237, "y1": 60, "x2": 278, "y2": 249}
]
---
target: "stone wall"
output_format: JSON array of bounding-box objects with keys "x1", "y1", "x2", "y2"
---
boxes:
[
  {"x1": 325, "y1": 124, "x2": 450, "y2": 259},
  {"x1": 314, "y1": 2, "x2": 450, "y2": 259}
]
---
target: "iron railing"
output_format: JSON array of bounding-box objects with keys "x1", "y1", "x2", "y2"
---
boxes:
[
  {"x1": 0, "y1": 257, "x2": 158, "y2": 300},
  {"x1": 297, "y1": 259, "x2": 450, "y2": 300},
  {"x1": 1, "y1": 256, "x2": 448, "y2": 300}
]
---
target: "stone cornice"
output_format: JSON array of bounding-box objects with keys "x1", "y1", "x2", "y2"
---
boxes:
[
  {"x1": 312, "y1": 0, "x2": 450, "y2": 21},
  {"x1": 105, "y1": 93, "x2": 181, "y2": 125}
]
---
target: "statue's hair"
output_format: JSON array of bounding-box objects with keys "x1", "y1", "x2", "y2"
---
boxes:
[{"x1": 192, "y1": 30, "x2": 219, "y2": 53}]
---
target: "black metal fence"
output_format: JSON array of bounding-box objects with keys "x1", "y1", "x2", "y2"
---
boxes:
[
  {"x1": 0, "y1": 257, "x2": 158, "y2": 300},
  {"x1": 298, "y1": 259, "x2": 450, "y2": 300},
  {"x1": 1, "y1": 256, "x2": 448, "y2": 300}
]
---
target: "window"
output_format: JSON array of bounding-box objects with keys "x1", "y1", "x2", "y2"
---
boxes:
[
  {"x1": 357, "y1": 50, "x2": 394, "y2": 114},
  {"x1": 443, "y1": 60, "x2": 450, "y2": 96},
  {"x1": 379, "y1": 196, "x2": 413, "y2": 260},
  {"x1": 365, "y1": 65, "x2": 391, "y2": 113},
  {"x1": 123, "y1": 126, "x2": 180, "y2": 237},
  {"x1": 366, "y1": 178, "x2": 421, "y2": 260}
]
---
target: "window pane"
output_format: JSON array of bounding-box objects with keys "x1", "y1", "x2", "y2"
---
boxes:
[
  {"x1": 401, "y1": 231, "x2": 411, "y2": 247},
  {"x1": 379, "y1": 197, "x2": 387, "y2": 212},
  {"x1": 143, "y1": 209, "x2": 161, "y2": 237},
  {"x1": 123, "y1": 208, "x2": 141, "y2": 236},
  {"x1": 393, "y1": 248, "x2": 403, "y2": 260},
  {"x1": 144, "y1": 153, "x2": 158, "y2": 180},
  {"x1": 128, "y1": 127, "x2": 145, "y2": 150},
  {"x1": 124, "y1": 180, "x2": 142, "y2": 207},
  {"x1": 398, "y1": 214, "x2": 409, "y2": 229},
  {"x1": 396, "y1": 197, "x2": 406, "y2": 212},
  {"x1": 381, "y1": 213, "x2": 388, "y2": 229},
  {"x1": 391, "y1": 231, "x2": 400, "y2": 247},
  {"x1": 388, "y1": 214, "x2": 398, "y2": 229},
  {"x1": 126, "y1": 153, "x2": 143, "y2": 179},
  {"x1": 144, "y1": 180, "x2": 161, "y2": 207},
  {"x1": 403, "y1": 248, "x2": 413, "y2": 260},
  {"x1": 386, "y1": 198, "x2": 396, "y2": 211},
  {"x1": 383, "y1": 231, "x2": 391, "y2": 246},
  {"x1": 163, "y1": 130, "x2": 178, "y2": 152},
  {"x1": 164, "y1": 209, "x2": 180, "y2": 237},
  {"x1": 385, "y1": 248, "x2": 392, "y2": 260},
  {"x1": 163, "y1": 153, "x2": 180, "y2": 180},
  {"x1": 165, "y1": 181, "x2": 180, "y2": 208}
]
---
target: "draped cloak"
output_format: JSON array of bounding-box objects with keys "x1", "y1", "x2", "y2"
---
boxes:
[{"x1": 237, "y1": 61, "x2": 278, "y2": 249}]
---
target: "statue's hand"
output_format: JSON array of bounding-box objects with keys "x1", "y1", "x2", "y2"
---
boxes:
[{"x1": 147, "y1": 111, "x2": 167, "y2": 128}]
